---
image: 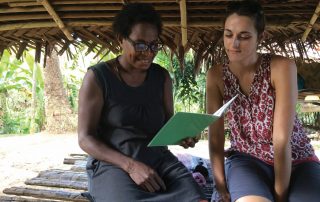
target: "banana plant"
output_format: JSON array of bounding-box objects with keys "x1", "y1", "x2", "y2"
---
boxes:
[
  {"x1": 0, "y1": 50, "x2": 44, "y2": 134},
  {"x1": 0, "y1": 50, "x2": 26, "y2": 94}
]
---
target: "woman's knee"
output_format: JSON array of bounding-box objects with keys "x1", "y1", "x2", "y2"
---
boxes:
[{"x1": 236, "y1": 195, "x2": 272, "y2": 202}]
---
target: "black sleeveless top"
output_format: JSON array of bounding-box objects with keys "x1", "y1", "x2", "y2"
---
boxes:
[{"x1": 89, "y1": 59, "x2": 169, "y2": 167}]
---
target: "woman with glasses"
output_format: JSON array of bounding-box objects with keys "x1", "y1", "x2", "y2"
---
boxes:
[
  {"x1": 206, "y1": 1, "x2": 320, "y2": 202},
  {"x1": 78, "y1": 3, "x2": 206, "y2": 202}
]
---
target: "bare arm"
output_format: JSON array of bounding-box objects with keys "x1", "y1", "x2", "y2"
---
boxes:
[
  {"x1": 78, "y1": 70, "x2": 166, "y2": 192},
  {"x1": 163, "y1": 70, "x2": 174, "y2": 121},
  {"x1": 78, "y1": 70, "x2": 132, "y2": 171},
  {"x1": 271, "y1": 56, "x2": 296, "y2": 202},
  {"x1": 206, "y1": 65, "x2": 230, "y2": 201}
]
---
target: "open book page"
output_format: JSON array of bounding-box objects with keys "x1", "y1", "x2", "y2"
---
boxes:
[
  {"x1": 148, "y1": 95, "x2": 238, "y2": 146},
  {"x1": 213, "y1": 94, "x2": 238, "y2": 117}
]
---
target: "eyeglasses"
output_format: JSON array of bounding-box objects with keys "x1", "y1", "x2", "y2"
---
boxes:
[{"x1": 126, "y1": 37, "x2": 163, "y2": 52}]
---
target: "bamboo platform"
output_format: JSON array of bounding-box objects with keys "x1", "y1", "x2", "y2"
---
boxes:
[
  {"x1": 0, "y1": 154, "x2": 90, "y2": 202},
  {"x1": 0, "y1": 151, "x2": 215, "y2": 201}
]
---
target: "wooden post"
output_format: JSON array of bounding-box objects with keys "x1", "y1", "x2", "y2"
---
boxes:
[
  {"x1": 302, "y1": 1, "x2": 320, "y2": 42},
  {"x1": 37, "y1": 0, "x2": 74, "y2": 41},
  {"x1": 179, "y1": 0, "x2": 188, "y2": 48}
]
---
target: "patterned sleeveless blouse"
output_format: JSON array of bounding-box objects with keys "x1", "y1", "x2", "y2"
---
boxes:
[{"x1": 223, "y1": 53, "x2": 318, "y2": 165}]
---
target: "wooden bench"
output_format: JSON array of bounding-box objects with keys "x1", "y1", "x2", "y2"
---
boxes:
[
  {"x1": 0, "y1": 154, "x2": 90, "y2": 201},
  {"x1": 0, "y1": 153, "x2": 214, "y2": 201}
]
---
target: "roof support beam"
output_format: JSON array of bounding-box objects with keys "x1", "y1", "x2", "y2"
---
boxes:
[
  {"x1": 37, "y1": 0, "x2": 74, "y2": 41},
  {"x1": 1, "y1": 20, "x2": 319, "y2": 32},
  {"x1": 302, "y1": 1, "x2": 320, "y2": 42},
  {"x1": 179, "y1": 0, "x2": 187, "y2": 47}
]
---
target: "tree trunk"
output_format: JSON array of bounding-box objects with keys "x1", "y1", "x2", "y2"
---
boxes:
[
  {"x1": 29, "y1": 61, "x2": 38, "y2": 133},
  {"x1": 0, "y1": 92, "x2": 6, "y2": 131},
  {"x1": 43, "y1": 49, "x2": 76, "y2": 133}
]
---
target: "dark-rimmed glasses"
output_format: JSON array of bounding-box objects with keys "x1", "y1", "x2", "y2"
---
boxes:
[{"x1": 126, "y1": 37, "x2": 163, "y2": 52}]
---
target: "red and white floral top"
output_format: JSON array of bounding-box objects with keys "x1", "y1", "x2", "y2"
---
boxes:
[{"x1": 223, "y1": 53, "x2": 319, "y2": 165}]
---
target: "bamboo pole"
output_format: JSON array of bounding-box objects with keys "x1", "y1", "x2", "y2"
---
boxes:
[
  {"x1": 25, "y1": 178, "x2": 88, "y2": 190},
  {"x1": 3, "y1": 187, "x2": 88, "y2": 201},
  {"x1": 179, "y1": 0, "x2": 188, "y2": 48},
  {"x1": 37, "y1": 0, "x2": 73, "y2": 41},
  {"x1": 0, "y1": 0, "x2": 31, "y2": 3},
  {"x1": 302, "y1": 1, "x2": 320, "y2": 42},
  {"x1": 5, "y1": 0, "x2": 318, "y2": 8},
  {"x1": 0, "y1": 20, "x2": 313, "y2": 32},
  {"x1": 37, "y1": 169, "x2": 87, "y2": 181},
  {"x1": 3, "y1": 0, "x2": 318, "y2": 5},
  {"x1": 7, "y1": 0, "x2": 178, "y2": 7},
  {"x1": 1, "y1": 4, "x2": 316, "y2": 13},
  {"x1": 0, "y1": 12, "x2": 220, "y2": 22},
  {"x1": 1, "y1": 10, "x2": 314, "y2": 23},
  {"x1": 0, "y1": 195, "x2": 61, "y2": 202},
  {"x1": 0, "y1": 4, "x2": 232, "y2": 13}
]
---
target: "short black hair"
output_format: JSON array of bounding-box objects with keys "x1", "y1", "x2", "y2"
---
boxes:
[
  {"x1": 225, "y1": 0, "x2": 265, "y2": 35},
  {"x1": 112, "y1": 3, "x2": 162, "y2": 39}
]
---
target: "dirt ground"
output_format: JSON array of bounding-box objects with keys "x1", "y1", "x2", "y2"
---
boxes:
[
  {"x1": 0, "y1": 132, "x2": 211, "y2": 195},
  {"x1": 0, "y1": 132, "x2": 319, "y2": 195},
  {"x1": 0, "y1": 132, "x2": 84, "y2": 194}
]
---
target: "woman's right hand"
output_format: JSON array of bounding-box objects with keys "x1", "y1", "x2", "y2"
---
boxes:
[
  {"x1": 219, "y1": 191, "x2": 231, "y2": 202},
  {"x1": 216, "y1": 186, "x2": 231, "y2": 202},
  {"x1": 126, "y1": 160, "x2": 166, "y2": 193}
]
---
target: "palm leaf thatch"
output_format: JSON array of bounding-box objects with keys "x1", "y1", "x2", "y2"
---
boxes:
[{"x1": 0, "y1": 0, "x2": 319, "y2": 67}]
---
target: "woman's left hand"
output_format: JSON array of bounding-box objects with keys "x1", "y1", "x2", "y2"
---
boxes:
[{"x1": 179, "y1": 135, "x2": 200, "y2": 148}]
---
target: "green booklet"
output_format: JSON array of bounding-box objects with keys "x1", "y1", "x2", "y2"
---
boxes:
[{"x1": 148, "y1": 95, "x2": 238, "y2": 146}]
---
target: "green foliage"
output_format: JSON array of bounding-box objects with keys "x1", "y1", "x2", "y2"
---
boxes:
[
  {"x1": 296, "y1": 103, "x2": 320, "y2": 132},
  {"x1": 162, "y1": 51, "x2": 206, "y2": 113},
  {"x1": 0, "y1": 50, "x2": 45, "y2": 134},
  {"x1": 1, "y1": 89, "x2": 31, "y2": 134},
  {"x1": 0, "y1": 46, "x2": 207, "y2": 135},
  {"x1": 61, "y1": 46, "x2": 117, "y2": 112}
]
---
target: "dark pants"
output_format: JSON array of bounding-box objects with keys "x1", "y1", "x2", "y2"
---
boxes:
[
  {"x1": 86, "y1": 150, "x2": 206, "y2": 202},
  {"x1": 224, "y1": 152, "x2": 320, "y2": 202}
]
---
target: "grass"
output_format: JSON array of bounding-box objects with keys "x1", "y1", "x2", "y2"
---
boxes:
[{"x1": 0, "y1": 133, "x2": 30, "y2": 138}]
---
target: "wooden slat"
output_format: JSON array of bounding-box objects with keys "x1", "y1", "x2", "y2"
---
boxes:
[
  {"x1": 6, "y1": 3, "x2": 313, "y2": 13},
  {"x1": 37, "y1": 169, "x2": 87, "y2": 181},
  {"x1": 70, "y1": 161, "x2": 86, "y2": 172},
  {"x1": 0, "y1": 195, "x2": 61, "y2": 202},
  {"x1": 7, "y1": 0, "x2": 179, "y2": 7},
  {"x1": 25, "y1": 178, "x2": 87, "y2": 190},
  {"x1": 3, "y1": 187, "x2": 88, "y2": 202},
  {"x1": 63, "y1": 157, "x2": 86, "y2": 165},
  {"x1": 4, "y1": 0, "x2": 317, "y2": 7},
  {"x1": 69, "y1": 153, "x2": 88, "y2": 157},
  {"x1": 1, "y1": 19, "x2": 315, "y2": 32}
]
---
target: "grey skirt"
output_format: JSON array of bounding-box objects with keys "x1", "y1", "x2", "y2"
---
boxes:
[{"x1": 86, "y1": 149, "x2": 206, "y2": 202}]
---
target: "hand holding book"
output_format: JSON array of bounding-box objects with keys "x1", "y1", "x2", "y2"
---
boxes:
[
  {"x1": 179, "y1": 135, "x2": 201, "y2": 148},
  {"x1": 148, "y1": 95, "x2": 238, "y2": 146}
]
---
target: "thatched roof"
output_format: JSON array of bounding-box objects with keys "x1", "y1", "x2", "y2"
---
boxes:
[{"x1": 0, "y1": 0, "x2": 319, "y2": 67}]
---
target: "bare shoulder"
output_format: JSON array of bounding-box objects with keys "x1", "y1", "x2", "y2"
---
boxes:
[
  {"x1": 206, "y1": 64, "x2": 224, "y2": 113},
  {"x1": 80, "y1": 69, "x2": 102, "y2": 95},
  {"x1": 270, "y1": 55, "x2": 296, "y2": 71},
  {"x1": 207, "y1": 64, "x2": 223, "y2": 84},
  {"x1": 83, "y1": 69, "x2": 96, "y2": 81},
  {"x1": 270, "y1": 55, "x2": 297, "y2": 87}
]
